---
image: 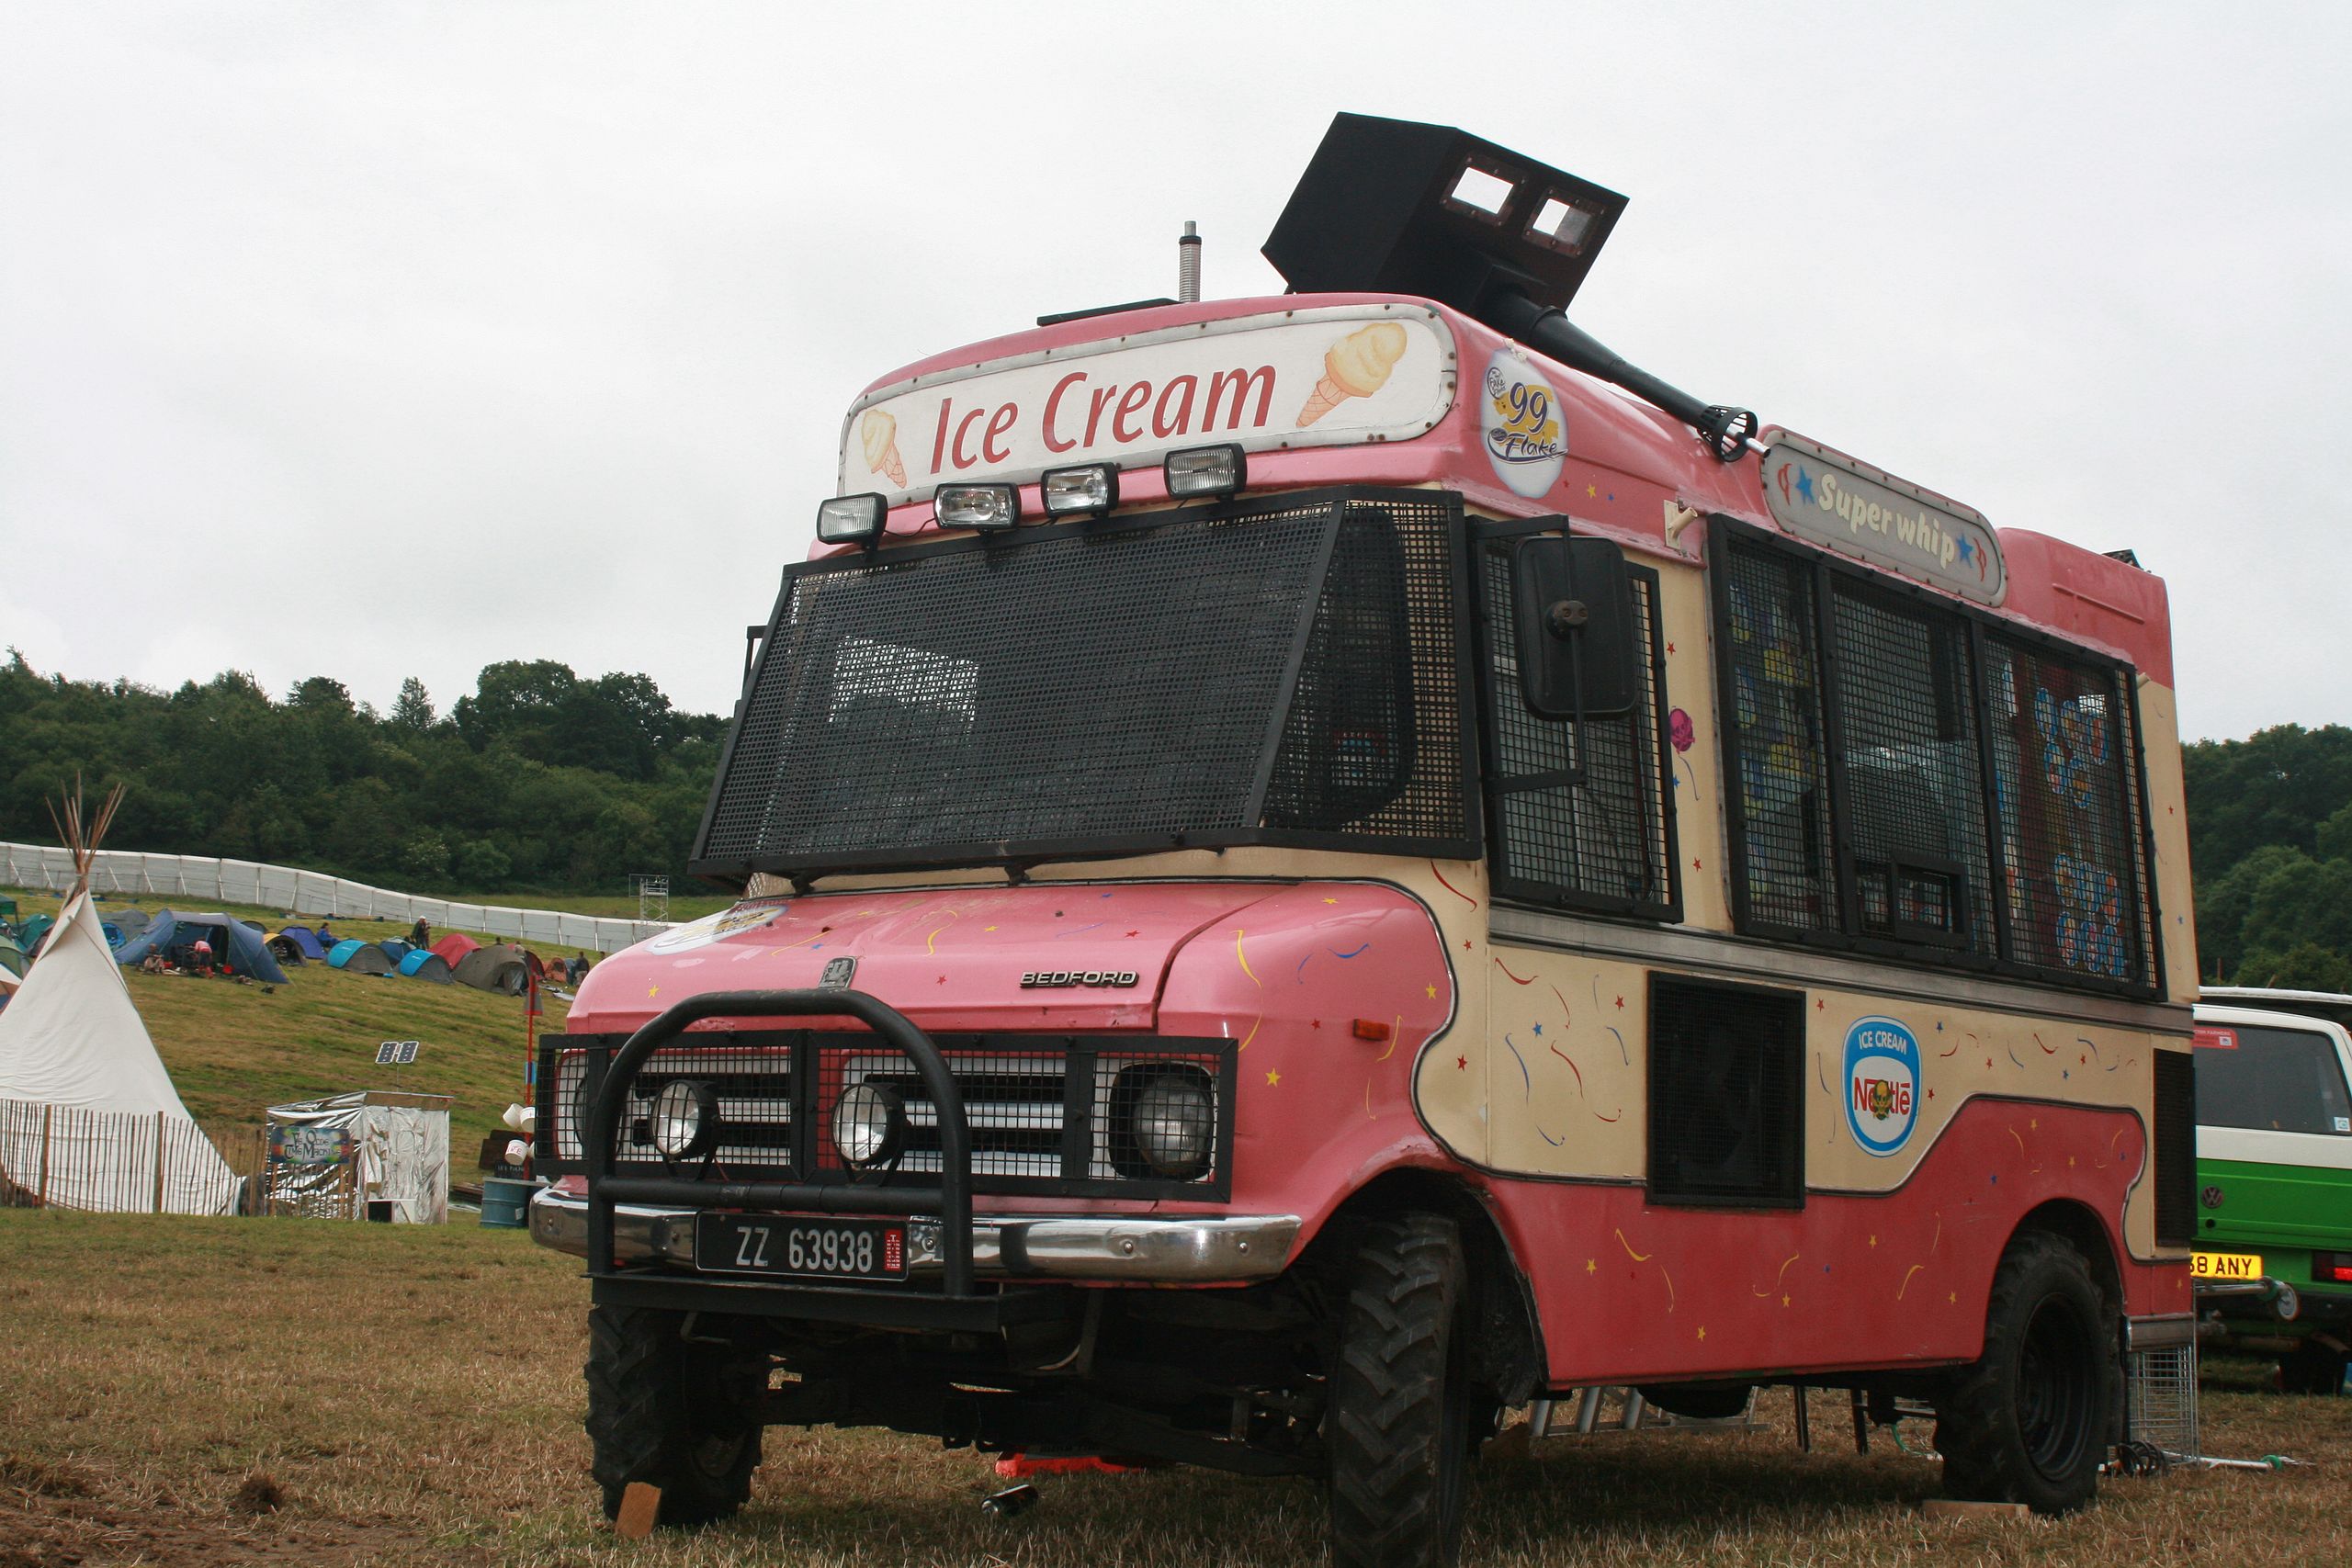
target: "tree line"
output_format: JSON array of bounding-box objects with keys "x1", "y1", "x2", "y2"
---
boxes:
[
  {"x1": 5, "y1": 648, "x2": 2349, "y2": 985},
  {"x1": 2182, "y1": 724, "x2": 2352, "y2": 991},
  {"x1": 0, "y1": 651, "x2": 726, "y2": 895}
]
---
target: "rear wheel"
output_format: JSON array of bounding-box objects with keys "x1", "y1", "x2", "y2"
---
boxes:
[
  {"x1": 1934, "y1": 1233, "x2": 2117, "y2": 1515},
  {"x1": 585, "y1": 1303, "x2": 763, "y2": 1528},
  {"x1": 1325, "y1": 1213, "x2": 1472, "y2": 1568}
]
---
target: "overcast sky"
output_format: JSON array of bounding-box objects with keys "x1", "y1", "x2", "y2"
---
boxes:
[{"x1": 2, "y1": 2, "x2": 2345, "y2": 742}]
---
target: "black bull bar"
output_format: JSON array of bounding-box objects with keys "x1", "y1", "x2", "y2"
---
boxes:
[{"x1": 583, "y1": 988, "x2": 977, "y2": 1297}]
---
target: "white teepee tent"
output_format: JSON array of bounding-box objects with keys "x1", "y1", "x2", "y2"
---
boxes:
[{"x1": 0, "y1": 786, "x2": 239, "y2": 1214}]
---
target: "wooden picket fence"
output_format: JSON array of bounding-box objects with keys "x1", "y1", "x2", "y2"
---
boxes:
[{"x1": 0, "y1": 1100, "x2": 280, "y2": 1215}]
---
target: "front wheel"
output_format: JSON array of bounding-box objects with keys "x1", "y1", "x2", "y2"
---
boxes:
[
  {"x1": 585, "y1": 1303, "x2": 763, "y2": 1528},
  {"x1": 1934, "y1": 1233, "x2": 2117, "y2": 1515},
  {"x1": 1325, "y1": 1213, "x2": 1472, "y2": 1568},
  {"x1": 2279, "y1": 1338, "x2": 2349, "y2": 1396}
]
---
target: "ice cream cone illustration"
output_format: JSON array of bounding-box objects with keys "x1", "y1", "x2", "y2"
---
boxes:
[
  {"x1": 860, "y1": 409, "x2": 908, "y2": 488},
  {"x1": 1296, "y1": 321, "x2": 1408, "y2": 426}
]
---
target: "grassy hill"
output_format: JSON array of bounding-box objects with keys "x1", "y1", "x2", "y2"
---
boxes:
[{"x1": 4, "y1": 886, "x2": 582, "y2": 1160}]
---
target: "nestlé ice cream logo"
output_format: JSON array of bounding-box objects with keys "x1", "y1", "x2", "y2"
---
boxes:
[
  {"x1": 1481, "y1": 350, "x2": 1565, "y2": 498},
  {"x1": 1842, "y1": 1015, "x2": 1920, "y2": 1158}
]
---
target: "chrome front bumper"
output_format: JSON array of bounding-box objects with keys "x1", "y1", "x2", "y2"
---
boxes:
[{"x1": 530, "y1": 1189, "x2": 1299, "y2": 1284}]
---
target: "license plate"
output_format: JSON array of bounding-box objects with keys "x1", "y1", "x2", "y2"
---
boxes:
[
  {"x1": 2191, "y1": 1250, "x2": 2262, "y2": 1280},
  {"x1": 695, "y1": 1214, "x2": 907, "y2": 1281}
]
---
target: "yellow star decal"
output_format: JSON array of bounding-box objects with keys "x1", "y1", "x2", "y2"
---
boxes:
[
  {"x1": 1424, "y1": 984, "x2": 1438, "y2": 999},
  {"x1": 1696, "y1": 1325, "x2": 1706, "y2": 1341},
  {"x1": 2068, "y1": 1155, "x2": 2077, "y2": 1168},
  {"x1": 1867, "y1": 1235, "x2": 1877, "y2": 1247},
  {"x1": 983, "y1": 925, "x2": 997, "y2": 931},
  {"x1": 1585, "y1": 1258, "x2": 1597, "y2": 1275},
  {"x1": 1322, "y1": 897, "x2": 1337, "y2": 905},
  {"x1": 647, "y1": 985, "x2": 659, "y2": 998},
  {"x1": 1265, "y1": 1069, "x2": 1282, "y2": 1087},
  {"x1": 1948, "y1": 1291, "x2": 1958, "y2": 1304},
  {"x1": 1781, "y1": 1294, "x2": 1791, "y2": 1307},
  {"x1": 2030, "y1": 1117, "x2": 2039, "y2": 1131},
  {"x1": 1585, "y1": 483, "x2": 1597, "y2": 498}
]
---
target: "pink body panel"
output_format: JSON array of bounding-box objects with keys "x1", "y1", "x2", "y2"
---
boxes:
[
  {"x1": 1482, "y1": 1100, "x2": 2178, "y2": 1385},
  {"x1": 833, "y1": 293, "x2": 2175, "y2": 684},
  {"x1": 568, "y1": 882, "x2": 1283, "y2": 1037}
]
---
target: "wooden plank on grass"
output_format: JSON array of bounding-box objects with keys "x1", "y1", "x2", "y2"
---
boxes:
[
  {"x1": 1920, "y1": 1499, "x2": 2030, "y2": 1519},
  {"x1": 615, "y1": 1482, "x2": 662, "y2": 1540}
]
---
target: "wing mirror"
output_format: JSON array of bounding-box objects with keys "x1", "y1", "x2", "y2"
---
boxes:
[{"x1": 1512, "y1": 534, "x2": 1638, "y2": 721}]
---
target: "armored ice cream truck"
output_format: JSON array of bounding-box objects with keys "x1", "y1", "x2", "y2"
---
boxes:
[{"x1": 531, "y1": 116, "x2": 2199, "y2": 1565}]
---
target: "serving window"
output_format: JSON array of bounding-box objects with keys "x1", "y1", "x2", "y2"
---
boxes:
[{"x1": 1713, "y1": 520, "x2": 2159, "y2": 995}]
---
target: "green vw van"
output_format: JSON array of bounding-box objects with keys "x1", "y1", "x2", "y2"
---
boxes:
[{"x1": 2194, "y1": 990, "x2": 2352, "y2": 1393}]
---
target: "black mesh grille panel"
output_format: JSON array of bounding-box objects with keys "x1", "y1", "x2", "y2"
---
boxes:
[
  {"x1": 696, "y1": 489, "x2": 1471, "y2": 875},
  {"x1": 1828, "y1": 584, "x2": 1996, "y2": 954},
  {"x1": 1721, "y1": 541, "x2": 1837, "y2": 933},
  {"x1": 1264, "y1": 495, "x2": 1470, "y2": 842},
  {"x1": 1983, "y1": 637, "x2": 2152, "y2": 987},
  {"x1": 1478, "y1": 540, "x2": 1675, "y2": 915},
  {"x1": 1647, "y1": 976, "x2": 1805, "y2": 1206},
  {"x1": 1714, "y1": 520, "x2": 2158, "y2": 997},
  {"x1": 2153, "y1": 1046, "x2": 2196, "y2": 1247},
  {"x1": 541, "y1": 1031, "x2": 1234, "y2": 1199},
  {"x1": 546, "y1": 1040, "x2": 797, "y2": 1173}
]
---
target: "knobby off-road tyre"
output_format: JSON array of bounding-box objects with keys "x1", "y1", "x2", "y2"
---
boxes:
[
  {"x1": 1934, "y1": 1233, "x2": 2118, "y2": 1516},
  {"x1": 585, "y1": 1303, "x2": 762, "y2": 1528},
  {"x1": 1325, "y1": 1213, "x2": 1473, "y2": 1568}
]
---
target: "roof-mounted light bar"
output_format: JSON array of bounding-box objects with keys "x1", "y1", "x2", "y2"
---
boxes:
[
  {"x1": 933, "y1": 483, "x2": 1020, "y2": 532},
  {"x1": 1040, "y1": 463, "x2": 1118, "y2": 520},
  {"x1": 1163, "y1": 444, "x2": 1245, "y2": 500},
  {"x1": 816, "y1": 493, "x2": 886, "y2": 547}
]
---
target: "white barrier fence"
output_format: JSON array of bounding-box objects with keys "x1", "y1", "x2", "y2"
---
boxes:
[{"x1": 0, "y1": 842, "x2": 671, "y2": 954}]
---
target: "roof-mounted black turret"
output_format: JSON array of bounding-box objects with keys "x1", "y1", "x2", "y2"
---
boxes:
[{"x1": 1263, "y1": 113, "x2": 1758, "y2": 462}]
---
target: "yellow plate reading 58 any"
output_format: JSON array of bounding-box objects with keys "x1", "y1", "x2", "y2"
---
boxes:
[{"x1": 2192, "y1": 1251, "x2": 2262, "y2": 1280}]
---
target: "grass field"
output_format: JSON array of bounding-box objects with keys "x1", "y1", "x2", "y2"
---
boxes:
[
  {"x1": 1, "y1": 1210, "x2": 2346, "y2": 1567},
  {"x1": 3, "y1": 886, "x2": 572, "y2": 1159}
]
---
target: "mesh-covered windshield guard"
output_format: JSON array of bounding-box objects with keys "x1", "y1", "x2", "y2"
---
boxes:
[{"x1": 695, "y1": 489, "x2": 1474, "y2": 876}]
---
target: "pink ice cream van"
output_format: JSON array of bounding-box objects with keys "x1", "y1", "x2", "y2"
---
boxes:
[{"x1": 533, "y1": 115, "x2": 2199, "y2": 1565}]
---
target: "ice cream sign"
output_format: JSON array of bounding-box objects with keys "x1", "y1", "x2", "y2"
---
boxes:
[
  {"x1": 839, "y1": 305, "x2": 1454, "y2": 506},
  {"x1": 1843, "y1": 1016, "x2": 1921, "y2": 1157},
  {"x1": 1758, "y1": 428, "x2": 2007, "y2": 606}
]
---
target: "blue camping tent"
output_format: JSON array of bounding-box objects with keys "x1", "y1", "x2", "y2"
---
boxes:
[
  {"x1": 379, "y1": 940, "x2": 413, "y2": 964},
  {"x1": 396, "y1": 950, "x2": 453, "y2": 984},
  {"x1": 270, "y1": 926, "x2": 326, "y2": 962},
  {"x1": 112, "y1": 909, "x2": 289, "y2": 984},
  {"x1": 328, "y1": 939, "x2": 394, "y2": 975}
]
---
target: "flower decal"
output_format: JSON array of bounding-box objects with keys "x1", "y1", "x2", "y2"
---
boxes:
[
  {"x1": 2035, "y1": 687, "x2": 2109, "y2": 811},
  {"x1": 2052, "y1": 852, "x2": 2130, "y2": 978}
]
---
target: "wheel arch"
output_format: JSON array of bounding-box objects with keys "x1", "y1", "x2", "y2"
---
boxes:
[
  {"x1": 1307, "y1": 1168, "x2": 1546, "y2": 1404},
  {"x1": 2012, "y1": 1198, "x2": 2125, "y2": 1321}
]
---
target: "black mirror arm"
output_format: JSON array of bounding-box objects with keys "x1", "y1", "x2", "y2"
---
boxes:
[{"x1": 1546, "y1": 596, "x2": 1591, "y2": 788}]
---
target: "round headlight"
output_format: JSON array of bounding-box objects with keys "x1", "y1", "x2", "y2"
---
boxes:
[
  {"x1": 833, "y1": 1082, "x2": 906, "y2": 1168},
  {"x1": 649, "y1": 1079, "x2": 718, "y2": 1160},
  {"x1": 1130, "y1": 1072, "x2": 1213, "y2": 1181}
]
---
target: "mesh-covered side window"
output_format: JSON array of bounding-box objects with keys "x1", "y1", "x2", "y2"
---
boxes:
[
  {"x1": 1984, "y1": 637, "x2": 2151, "y2": 987},
  {"x1": 1828, "y1": 584, "x2": 1996, "y2": 954},
  {"x1": 1265, "y1": 495, "x2": 1469, "y2": 841},
  {"x1": 1647, "y1": 975, "x2": 1805, "y2": 1207},
  {"x1": 1478, "y1": 540, "x2": 1674, "y2": 915},
  {"x1": 2153, "y1": 1047, "x2": 2196, "y2": 1248},
  {"x1": 1721, "y1": 541, "x2": 1838, "y2": 933}
]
